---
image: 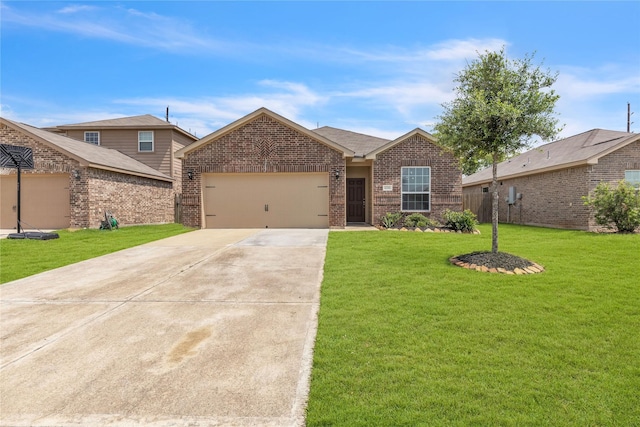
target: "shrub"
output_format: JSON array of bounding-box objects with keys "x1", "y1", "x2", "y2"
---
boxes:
[
  {"x1": 381, "y1": 212, "x2": 403, "y2": 229},
  {"x1": 582, "y1": 180, "x2": 640, "y2": 233},
  {"x1": 442, "y1": 209, "x2": 478, "y2": 232},
  {"x1": 404, "y1": 213, "x2": 437, "y2": 228}
]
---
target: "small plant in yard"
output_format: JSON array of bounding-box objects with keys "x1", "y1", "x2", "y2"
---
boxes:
[
  {"x1": 380, "y1": 212, "x2": 402, "y2": 229},
  {"x1": 441, "y1": 209, "x2": 478, "y2": 232},
  {"x1": 582, "y1": 180, "x2": 640, "y2": 233}
]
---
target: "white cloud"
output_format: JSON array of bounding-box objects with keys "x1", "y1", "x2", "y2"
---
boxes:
[
  {"x1": 56, "y1": 5, "x2": 97, "y2": 14},
  {"x1": 1, "y1": 3, "x2": 228, "y2": 53},
  {"x1": 557, "y1": 74, "x2": 640, "y2": 100},
  {"x1": 336, "y1": 81, "x2": 453, "y2": 114},
  {"x1": 3, "y1": 2, "x2": 636, "y2": 139},
  {"x1": 329, "y1": 38, "x2": 508, "y2": 66},
  {"x1": 112, "y1": 80, "x2": 328, "y2": 136},
  {"x1": 425, "y1": 38, "x2": 507, "y2": 61}
]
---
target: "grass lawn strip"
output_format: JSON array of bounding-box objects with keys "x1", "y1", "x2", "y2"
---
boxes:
[
  {"x1": 0, "y1": 224, "x2": 194, "y2": 284},
  {"x1": 306, "y1": 224, "x2": 640, "y2": 426}
]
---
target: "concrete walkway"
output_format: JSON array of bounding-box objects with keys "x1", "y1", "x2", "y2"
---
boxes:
[{"x1": 0, "y1": 229, "x2": 328, "y2": 427}]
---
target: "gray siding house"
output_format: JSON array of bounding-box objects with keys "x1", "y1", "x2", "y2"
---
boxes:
[{"x1": 46, "y1": 115, "x2": 197, "y2": 194}]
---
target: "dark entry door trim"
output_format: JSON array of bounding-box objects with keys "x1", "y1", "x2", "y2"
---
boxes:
[{"x1": 347, "y1": 178, "x2": 366, "y2": 222}]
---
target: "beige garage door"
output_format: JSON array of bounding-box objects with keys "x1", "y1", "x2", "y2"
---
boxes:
[
  {"x1": 1, "y1": 174, "x2": 70, "y2": 229},
  {"x1": 203, "y1": 173, "x2": 329, "y2": 228}
]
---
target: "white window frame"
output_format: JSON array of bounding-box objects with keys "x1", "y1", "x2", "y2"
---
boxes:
[
  {"x1": 84, "y1": 131, "x2": 100, "y2": 145},
  {"x1": 625, "y1": 170, "x2": 640, "y2": 189},
  {"x1": 138, "y1": 131, "x2": 154, "y2": 152},
  {"x1": 401, "y1": 166, "x2": 431, "y2": 212}
]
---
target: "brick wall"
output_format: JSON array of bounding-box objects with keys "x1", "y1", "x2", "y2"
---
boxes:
[
  {"x1": 86, "y1": 169, "x2": 173, "y2": 228},
  {"x1": 1, "y1": 123, "x2": 174, "y2": 229},
  {"x1": 462, "y1": 140, "x2": 640, "y2": 230},
  {"x1": 372, "y1": 134, "x2": 462, "y2": 224},
  {"x1": 466, "y1": 167, "x2": 592, "y2": 229},
  {"x1": 181, "y1": 113, "x2": 346, "y2": 228}
]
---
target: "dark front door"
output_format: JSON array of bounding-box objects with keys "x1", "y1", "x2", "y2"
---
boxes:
[{"x1": 347, "y1": 178, "x2": 366, "y2": 222}]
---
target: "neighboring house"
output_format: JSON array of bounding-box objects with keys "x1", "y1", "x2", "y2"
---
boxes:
[
  {"x1": 1, "y1": 117, "x2": 174, "y2": 230},
  {"x1": 462, "y1": 129, "x2": 640, "y2": 230},
  {"x1": 176, "y1": 107, "x2": 462, "y2": 229},
  {"x1": 46, "y1": 115, "x2": 198, "y2": 193}
]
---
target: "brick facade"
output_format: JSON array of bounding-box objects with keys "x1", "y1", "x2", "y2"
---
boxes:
[
  {"x1": 372, "y1": 134, "x2": 463, "y2": 224},
  {"x1": 462, "y1": 140, "x2": 640, "y2": 230},
  {"x1": 85, "y1": 169, "x2": 173, "y2": 228},
  {"x1": 181, "y1": 114, "x2": 346, "y2": 228},
  {"x1": 1, "y1": 123, "x2": 173, "y2": 229}
]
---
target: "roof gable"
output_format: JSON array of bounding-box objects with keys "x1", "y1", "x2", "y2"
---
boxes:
[
  {"x1": 365, "y1": 128, "x2": 440, "y2": 159},
  {"x1": 175, "y1": 108, "x2": 355, "y2": 158},
  {"x1": 462, "y1": 129, "x2": 640, "y2": 186},
  {"x1": 1, "y1": 117, "x2": 172, "y2": 182}
]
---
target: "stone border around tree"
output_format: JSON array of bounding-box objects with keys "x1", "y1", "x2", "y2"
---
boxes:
[
  {"x1": 376, "y1": 226, "x2": 481, "y2": 234},
  {"x1": 448, "y1": 257, "x2": 545, "y2": 275}
]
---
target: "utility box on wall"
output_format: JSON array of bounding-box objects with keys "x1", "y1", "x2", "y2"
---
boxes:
[{"x1": 508, "y1": 186, "x2": 517, "y2": 205}]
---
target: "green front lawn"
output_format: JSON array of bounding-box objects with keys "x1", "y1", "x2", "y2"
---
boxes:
[
  {"x1": 0, "y1": 224, "x2": 193, "y2": 284},
  {"x1": 307, "y1": 224, "x2": 640, "y2": 426}
]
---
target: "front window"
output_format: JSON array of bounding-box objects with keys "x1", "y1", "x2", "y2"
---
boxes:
[
  {"x1": 138, "y1": 131, "x2": 154, "y2": 152},
  {"x1": 401, "y1": 166, "x2": 430, "y2": 211},
  {"x1": 84, "y1": 131, "x2": 100, "y2": 145},
  {"x1": 625, "y1": 170, "x2": 640, "y2": 189}
]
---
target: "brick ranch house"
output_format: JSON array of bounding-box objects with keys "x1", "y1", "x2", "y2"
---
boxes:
[
  {"x1": 1, "y1": 117, "x2": 174, "y2": 230},
  {"x1": 45, "y1": 115, "x2": 198, "y2": 194},
  {"x1": 176, "y1": 108, "x2": 462, "y2": 229},
  {"x1": 462, "y1": 129, "x2": 640, "y2": 230}
]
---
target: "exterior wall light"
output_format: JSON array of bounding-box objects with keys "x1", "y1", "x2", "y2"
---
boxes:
[
  {"x1": 334, "y1": 169, "x2": 340, "y2": 180},
  {"x1": 187, "y1": 170, "x2": 194, "y2": 180},
  {"x1": 72, "y1": 170, "x2": 80, "y2": 180}
]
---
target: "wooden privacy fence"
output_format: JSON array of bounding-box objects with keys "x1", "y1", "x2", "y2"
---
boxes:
[{"x1": 463, "y1": 193, "x2": 492, "y2": 223}]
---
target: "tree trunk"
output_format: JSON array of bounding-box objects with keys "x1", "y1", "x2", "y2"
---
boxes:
[{"x1": 491, "y1": 154, "x2": 499, "y2": 253}]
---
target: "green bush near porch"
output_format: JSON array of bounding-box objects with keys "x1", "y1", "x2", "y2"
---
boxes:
[{"x1": 307, "y1": 224, "x2": 640, "y2": 426}]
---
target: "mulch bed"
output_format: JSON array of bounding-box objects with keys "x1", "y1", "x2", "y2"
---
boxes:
[
  {"x1": 378, "y1": 226, "x2": 544, "y2": 274},
  {"x1": 449, "y1": 251, "x2": 544, "y2": 275}
]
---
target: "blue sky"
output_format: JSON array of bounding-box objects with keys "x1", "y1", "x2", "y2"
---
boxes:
[{"x1": 1, "y1": 1, "x2": 639, "y2": 142}]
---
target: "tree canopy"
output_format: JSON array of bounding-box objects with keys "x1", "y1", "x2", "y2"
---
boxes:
[
  {"x1": 435, "y1": 48, "x2": 562, "y2": 175},
  {"x1": 434, "y1": 48, "x2": 562, "y2": 252}
]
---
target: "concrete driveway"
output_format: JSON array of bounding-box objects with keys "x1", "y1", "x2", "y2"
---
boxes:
[{"x1": 0, "y1": 229, "x2": 328, "y2": 427}]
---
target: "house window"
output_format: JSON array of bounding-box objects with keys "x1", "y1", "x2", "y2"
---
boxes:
[
  {"x1": 401, "y1": 166, "x2": 430, "y2": 211},
  {"x1": 625, "y1": 170, "x2": 640, "y2": 189},
  {"x1": 138, "y1": 131, "x2": 154, "y2": 152},
  {"x1": 84, "y1": 131, "x2": 100, "y2": 145}
]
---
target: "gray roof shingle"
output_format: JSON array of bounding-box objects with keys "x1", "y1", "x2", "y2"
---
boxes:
[
  {"x1": 312, "y1": 126, "x2": 390, "y2": 156},
  {"x1": 462, "y1": 129, "x2": 640, "y2": 186},
  {"x1": 2, "y1": 118, "x2": 172, "y2": 181},
  {"x1": 56, "y1": 114, "x2": 173, "y2": 128}
]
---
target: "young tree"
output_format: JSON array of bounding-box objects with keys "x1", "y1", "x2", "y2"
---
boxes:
[{"x1": 434, "y1": 48, "x2": 562, "y2": 253}]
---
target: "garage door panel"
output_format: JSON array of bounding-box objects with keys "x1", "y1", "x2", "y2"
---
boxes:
[
  {"x1": 1, "y1": 174, "x2": 70, "y2": 229},
  {"x1": 203, "y1": 173, "x2": 329, "y2": 228}
]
